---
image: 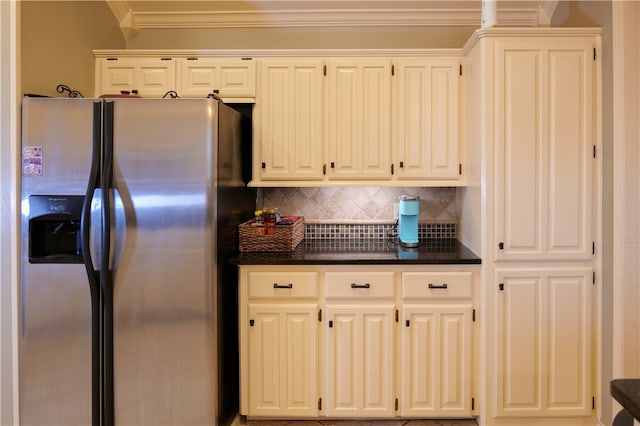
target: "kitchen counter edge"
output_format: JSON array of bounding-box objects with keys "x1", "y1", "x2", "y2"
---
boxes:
[{"x1": 229, "y1": 239, "x2": 481, "y2": 266}]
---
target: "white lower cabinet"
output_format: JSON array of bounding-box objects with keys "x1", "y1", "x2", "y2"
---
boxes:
[
  {"x1": 399, "y1": 272, "x2": 474, "y2": 418},
  {"x1": 239, "y1": 265, "x2": 478, "y2": 420},
  {"x1": 247, "y1": 304, "x2": 319, "y2": 417},
  {"x1": 325, "y1": 305, "x2": 395, "y2": 417},
  {"x1": 324, "y1": 271, "x2": 396, "y2": 417},
  {"x1": 240, "y1": 270, "x2": 319, "y2": 417},
  {"x1": 400, "y1": 305, "x2": 472, "y2": 417},
  {"x1": 494, "y1": 267, "x2": 593, "y2": 418}
]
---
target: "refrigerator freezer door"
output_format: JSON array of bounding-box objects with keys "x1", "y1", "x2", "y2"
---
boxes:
[
  {"x1": 20, "y1": 97, "x2": 97, "y2": 425},
  {"x1": 110, "y1": 99, "x2": 218, "y2": 425}
]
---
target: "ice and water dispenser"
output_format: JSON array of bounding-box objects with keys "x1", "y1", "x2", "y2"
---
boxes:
[{"x1": 28, "y1": 195, "x2": 84, "y2": 264}]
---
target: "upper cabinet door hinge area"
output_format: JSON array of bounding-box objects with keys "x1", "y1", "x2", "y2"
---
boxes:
[
  {"x1": 593, "y1": 48, "x2": 597, "y2": 61},
  {"x1": 459, "y1": 64, "x2": 463, "y2": 76}
]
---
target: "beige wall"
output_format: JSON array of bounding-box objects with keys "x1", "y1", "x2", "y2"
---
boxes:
[
  {"x1": 126, "y1": 26, "x2": 476, "y2": 49},
  {"x1": 21, "y1": 1, "x2": 124, "y2": 97}
]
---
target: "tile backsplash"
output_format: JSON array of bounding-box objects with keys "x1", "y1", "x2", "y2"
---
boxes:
[
  {"x1": 259, "y1": 187, "x2": 456, "y2": 224},
  {"x1": 304, "y1": 222, "x2": 456, "y2": 241}
]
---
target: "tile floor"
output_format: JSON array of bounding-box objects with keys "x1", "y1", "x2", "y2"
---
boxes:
[{"x1": 245, "y1": 420, "x2": 477, "y2": 426}]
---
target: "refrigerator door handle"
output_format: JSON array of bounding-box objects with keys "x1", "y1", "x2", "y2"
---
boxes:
[
  {"x1": 100, "y1": 101, "x2": 115, "y2": 426},
  {"x1": 80, "y1": 100, "x2": 103, "y2": 426},
  {"x1": 101, "y1": 100, "x2": 116, "y2": 426}
]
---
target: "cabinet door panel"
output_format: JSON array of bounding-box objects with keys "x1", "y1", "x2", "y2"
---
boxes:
[
  {"x1": 248, "y1": 309, "x2": 282, "y2": 413},
  {"x1": 496, "y1": 273, "x2": 543, "y2": 414},
  {"x1": 494, "y1": 47, "x2": 544, "y2": 258},
  {"x1": 546, "y1": 45, "x2": 593, "y2": 258},
  {"x1": 400, "y1": 305, "x2": 472, "y2": 417},
  {"x1": 495, "y1": 268, "x2": 592, "y2": 417},
  {"x1": 327, "y1": 60, "x2": 391, "y2": 180},
  {"x1": 248, "y1": 304, "x2": 318, "y2": 417},
  {"x1": 396, "y1": 59, "x2": 460, "y2": 179},
  {"x1": 494, "y1": 40, "x2": 594, "y2": 261},
  {"x1": 98, "y1": 58, "x2": 176, "y2": 98},
  {"x1": 258, "y1": 60, "x2": 324, "y2": 180},
  {"x1": 178, "y1": 58, "x2": 255, "y2": 98},
  {"x1": 361, "y1": 65, "x2": 390, "y2": 175},
  {"x1": 547, "y1": 274, "x2": 591, "y2": 412},
  {"x1": 326, "y1": 305, "x2": 394, "y2": 417}
]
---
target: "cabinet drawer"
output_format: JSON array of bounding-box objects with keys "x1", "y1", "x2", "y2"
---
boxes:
[
  {"x1": 248, "y1": 271, "x2": 318, "y2": 299},
  {"x1": 402, "y1": 272, "x2": 472, "y2": 299},
  {"x1": 325, "y1": 271, "x2": 395, "y2": 299}
]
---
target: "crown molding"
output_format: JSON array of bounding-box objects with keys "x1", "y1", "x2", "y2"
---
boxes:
[
  {"x1": 106, "y1": 1, "x2": 550, "y2": 41},
  {"x1": 93, "y1": 48, "x2": 465, "y2": 58},
  {"x1": 106, "y1": 0, "x2": 137, "y2": 40},
  {"x1": 461, "y1": 26, "x2": 603, "y2": 54},
  {"x1": 131, "y1": 8, "x2": 539, "y2": 29}
]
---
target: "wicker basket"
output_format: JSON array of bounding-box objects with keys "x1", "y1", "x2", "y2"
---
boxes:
[{"x1": 239, "y1": 216, "x2": 304, "y2": 252}]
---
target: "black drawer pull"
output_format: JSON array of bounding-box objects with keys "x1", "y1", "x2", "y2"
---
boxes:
[
  {"x1": 273, "y1": 283, "x2": 293, "y2": 289},
  {"x1": 428, "y1": 283, "x2": 448, "y2": 289},
  {"x1": 351, "y1": 283, "x2": 371, "y2": 289}
]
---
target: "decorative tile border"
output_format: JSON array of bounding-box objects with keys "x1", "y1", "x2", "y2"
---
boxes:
[
  {"x1": 304, "y1": 223, "x2": 456, "y2": 241},
  {"x1": 303, "y1": 237, "x2": 459, "y2": 252}
]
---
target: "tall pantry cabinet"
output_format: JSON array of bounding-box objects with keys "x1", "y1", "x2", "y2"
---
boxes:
[{"x1": 460, "y1": 28, "x2": 601, "y2": 425}]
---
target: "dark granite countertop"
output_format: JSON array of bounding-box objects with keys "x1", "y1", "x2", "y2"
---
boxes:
[
  {"x1": 611, "y1": 379, "x2": 640, "y2": 421},
  {"x1": 230, "y1": 238, "x2": 481, "y2": 265}
]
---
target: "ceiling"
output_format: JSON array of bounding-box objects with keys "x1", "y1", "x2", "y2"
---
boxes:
[{"x1": 106, "y1": 0, "x2": 560, "y2": 40}]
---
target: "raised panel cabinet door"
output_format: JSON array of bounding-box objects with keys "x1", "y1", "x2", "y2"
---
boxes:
[
  {"x1": 494, "y1": 39, "x2": 595, "y2": 261},
  {"x1": 98, "y1": 57, "x2": 177, "y2": 98},
  {"x1": 325, "y1": 305, "x2": 395, "y2": 417},
  {"x1": 257, "y1": 60, "x2": 324, "y2": 181},
  {"x1": 546, "y1": 270, "x2": 592, "y2": 415},
  {"x1": 247, "y1": 304, "x2": 318, "y2": 417},
  {"x1": 396, "y1": 59, "x2": 461, "y2": 179},
  {"x1": 326, "y1": 60, "x2": 392, "y2": 180},
  {"x1": 495, "y1": 268, "x2": 592, "y2": 417},
  {"x1": 545, "y1": 42, "x2": 594, "y2": 259},
  {"x1": 495, "y1": 271, "x2": 543, "y2": 416},
  {"x1": 400, "y1": 304, "x2": 472, "y2": 417},
  {"x1": 493, "y1": 42, "x2": 545, "y2": 259},
  {"x1": 97, "y1": 58, "x2": 136, "y2": 96},
  {"x1": 178, "y1": 58, "x2": 256, "y2": 98}
]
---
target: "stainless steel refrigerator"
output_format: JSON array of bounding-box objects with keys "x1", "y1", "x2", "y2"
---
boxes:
[{"x1": 20, "y1": 96, "x2": 255, "y2": 426}]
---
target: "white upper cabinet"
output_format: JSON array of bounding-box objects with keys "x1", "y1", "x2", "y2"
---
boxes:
[
  {"x1": 493, "y1": 38, "x2": 595, "y2": 261},
  {"x1": 96, "y1": 57, "x2": 177, "y2": 97},
  {"x1": 326, "y1": 59, "x2": 393, "y2": 181},
  {"x1": 95, "y1": 54, "x2": 256, "y2": 101},
  {"x1": 395, "y1": 58, "x2": 461, "y2": 180},
  {"x1": 95, "y1": 51, "x2": 464, "y2": 186},
  {"x1": 177, "y1": 58, "x2": 255, "y2": 99},
  {"x1": 255, "y1": 59, "x2": 324, "y2": 181}
]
